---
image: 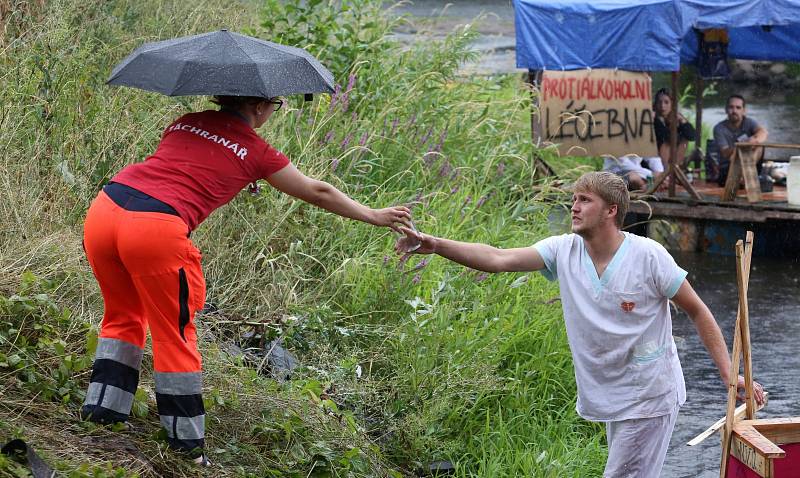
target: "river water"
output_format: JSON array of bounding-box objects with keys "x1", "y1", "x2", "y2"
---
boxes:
[
  {"x1": 668, "y1": 251, "x2": 800, "y2": 477},
  {"x1": 388, "y1": 2, "x2": 800, "y2": 476}
]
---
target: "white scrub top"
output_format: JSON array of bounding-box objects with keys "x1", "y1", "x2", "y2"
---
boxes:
[{"x1": 534, "y1": 232, "x2": 687, "y2": 422}]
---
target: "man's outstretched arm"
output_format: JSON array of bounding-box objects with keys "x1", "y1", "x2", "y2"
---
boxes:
[
  {"x1": 671, "y1": 279, "x2": 765, "y2": 404},
  {"x1": 395, "y1": 226, "x2": 546, "y2": 273}
]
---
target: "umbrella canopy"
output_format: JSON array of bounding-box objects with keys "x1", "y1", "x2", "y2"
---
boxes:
[{"x1": 107, "y1": 30, "x2": 335, "y2": 97}]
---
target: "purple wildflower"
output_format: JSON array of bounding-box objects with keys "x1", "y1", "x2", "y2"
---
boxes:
[
  {"x1": 341, "y1": 74, "x2": 356, "y2": 111},
  {"x1": 359, "y1": 132, "x2": 369, "y2": 147},
  {"x1": 329, "y1": 84, "x2": 342, "y2": 112},
  {"x1": 397, "y1": 253, "x2": 411, "y2": 270},
  {"x1": 341, "y1": 133, "x2": 353, "y2": 150},
  {"x1": 438, "y1": 160, "x2": 452, "y2": 177},
  {"x1": 412, "y1": 273, "x2": 421, "y2": 284},
  {"x1": 461, "y1": 196, "x2": 472, "y2": 217},
  {"x1": 450, "y1": 186, "x2": 459, "y2": 194},
  {"x1": 475, "y1": 272, "x2": 489, "y2": 282},
  {"x1": 322, "y1": 130, "x2": 334, "y2": 144},
  {"x1": 423, "y1": 152, "x2": 437, "y2": 167},
  {"x1": 476, "y1": 193, "x2": 492, "y2": 209},
  {"x1": 331, "y1": 158, "x2": 340, "y2": 171},
  {"x1": 419, "y1": 127, "x2": 433, "y2": 146},
  {"x1": 383, "y1": 255, "x2": 390, "y2": 265},
  {"x1": 412, "y1": 257, "x2": 430, "y2": 271},
  {"x1": 432, "y1": 128, "x2": 448, "y2": 152}
]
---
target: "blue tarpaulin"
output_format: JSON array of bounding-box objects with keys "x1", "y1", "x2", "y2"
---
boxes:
[
  {"x1": 679, "y1": 0, "x2": 800, "y2": 63},
  {"x1": 514, "y1": 0, "x2": 800, "y2": 71}
]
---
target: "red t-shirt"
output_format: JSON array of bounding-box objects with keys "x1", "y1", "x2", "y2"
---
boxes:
[{"x1": 112, "y1": 110, "x2": 290, "y2": 230}]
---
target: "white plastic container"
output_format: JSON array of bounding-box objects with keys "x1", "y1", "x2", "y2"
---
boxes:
[{"x1": 788, "y1": 156, "x2": 800, "y2": 206}]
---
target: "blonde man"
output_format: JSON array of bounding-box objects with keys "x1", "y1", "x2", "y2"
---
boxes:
[{"x1": 396, "y1": 171, "x2": 764, "y2": 477}]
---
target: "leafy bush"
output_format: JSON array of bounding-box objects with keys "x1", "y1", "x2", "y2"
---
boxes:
[{"x1": 0, "y1": 271, "x2": 92, "y2": 404}]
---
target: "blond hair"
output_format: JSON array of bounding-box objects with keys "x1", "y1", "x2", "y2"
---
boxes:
[{"x1": 573, "y1": 172, "x2": 629, "y2": 228}]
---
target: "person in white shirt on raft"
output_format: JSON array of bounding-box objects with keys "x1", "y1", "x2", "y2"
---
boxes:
[{"x1": 395, "y1": 171, "x2": 765, "y2": 478}]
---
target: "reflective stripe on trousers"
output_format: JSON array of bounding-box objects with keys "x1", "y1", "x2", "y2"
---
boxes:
[
  {"x1": 82, "y1": 337, "x2": 143, "y2": 423},
  {"x1": 155, "y1": 371, "x2": 205, "y2": 452}
]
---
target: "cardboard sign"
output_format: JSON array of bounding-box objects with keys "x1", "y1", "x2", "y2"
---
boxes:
[{"x1": 539, "y1": 69, "x2": 655, "y2": 158}]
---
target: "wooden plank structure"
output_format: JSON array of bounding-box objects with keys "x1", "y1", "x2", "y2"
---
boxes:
[
  {"x1": 722, "y1": 143, "x2": 800, "y2": 203},
  {"x1": 687, "y1": 231, "x2": 800, "y2": 477}
]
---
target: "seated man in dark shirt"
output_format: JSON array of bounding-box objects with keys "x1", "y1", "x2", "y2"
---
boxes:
[
  {"x1": 653, "y1": 88, "x2": 696, "y2": 171},
  {"x1": 712, "y1": 94, "x2": 768, "y2": 185}
]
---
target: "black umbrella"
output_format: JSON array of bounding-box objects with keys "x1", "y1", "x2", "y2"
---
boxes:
[{"x1": 107, "y1": 30, "x2": 335, "y2": 98}]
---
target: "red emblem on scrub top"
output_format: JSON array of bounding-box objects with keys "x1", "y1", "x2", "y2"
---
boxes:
[{"x1": 621, "y1": 301, "x2": 635, "y2": 312}]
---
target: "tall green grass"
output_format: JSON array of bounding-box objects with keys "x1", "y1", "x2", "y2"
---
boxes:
[{"x1": 0, "y1": 0, "x2": 604, "y2": 476}]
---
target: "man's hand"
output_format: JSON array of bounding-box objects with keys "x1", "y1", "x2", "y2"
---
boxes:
[
  {"x1": 395, "y1": 226, "x2": 436, "y2": 255},
  {"x1": 747, "y1": 136, "x2": 762, "y2": 145},
  {"x1": 734, "y1": 375, "x2": 766, "y2": 405},
  {"x1": 369, "y1": 206, "x2": 412, "y2": 233}
]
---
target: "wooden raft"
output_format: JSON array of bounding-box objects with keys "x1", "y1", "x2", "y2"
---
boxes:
[{"x1": 688, "y1": 231, "x2": 800, "y2": 477}]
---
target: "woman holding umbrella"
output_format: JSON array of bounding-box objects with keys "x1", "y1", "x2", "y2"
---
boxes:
[{"x1": 79, "y1": 94, "x2": 411, "y2": 464}]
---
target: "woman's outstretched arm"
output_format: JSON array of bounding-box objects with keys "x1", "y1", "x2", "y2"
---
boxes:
[{"x1": 266, "y1": 164, "x2": 411, "y2": 231}]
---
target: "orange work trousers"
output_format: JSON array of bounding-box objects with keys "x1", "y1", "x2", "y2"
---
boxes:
[{"x1": 81, "y1": 190, "x2": 206, "y2": 454}]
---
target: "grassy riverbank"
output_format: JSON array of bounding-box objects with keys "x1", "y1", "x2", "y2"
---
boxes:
[{"x1": 0, "y1": 0, "x2": 605, "y2": 476}]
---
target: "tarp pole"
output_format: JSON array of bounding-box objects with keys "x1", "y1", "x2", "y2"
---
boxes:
[
  {"x1": 527, "y1": 69, "x2": 555, "y2": 178},
  {"x1": 694, "y1": 28, "x2": 705, "y2": 178},
  {"x1": 528, "y1": 69, "x2": 542, "y2": 145},
  {"x1": 669, "y1": 71, "x2": 679, "y2": 197},
  {"x1": 695, "y1": 74, "x2": 704, "y2": 168}
]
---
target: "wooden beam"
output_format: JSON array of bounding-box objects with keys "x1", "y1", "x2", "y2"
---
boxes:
[
  {"x1": 695, "y1": 75, "x2": 703, "y2": 155},
  {"x1": 733, "y1": 424, "x2": 786, "y2": 458},
  {"x1": 720, "y1": 234, "x2": 753, "y2": 478},
  {"x1": 674, "y1": 166, "x2": 702, "y2": 200},
  {"x1": 627, "y1": 200, "x2": 800, "y2": 222},
  {"x1": 687, "y1": 394, "x2": 768, "y2": 447},
  {"x1": 735, "y1": 142, "x2": 800, "y2": 150},
  {"x1": 669, "y1": 71, "x2": 679, "y2": 197},
  {"x1": 730, "y1": 432, "x2": 777, "y2": 477},
  {"x1": 694, "y1": 29, "x2": 704, "y2": 160},
  {"x1": 739, "y1": 232, "x2": 756, "y2": 420},
  {"x1": 746, "y1": 418, "x2": 800, "y2": 445},
  {"x1": 722, "y1": 147, "x2": 744, "y2": 201}
]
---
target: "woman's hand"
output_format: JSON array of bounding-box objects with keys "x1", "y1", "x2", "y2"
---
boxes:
[{"x1": 369, "y1": 206, "x2": 413, "y2": 232}]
